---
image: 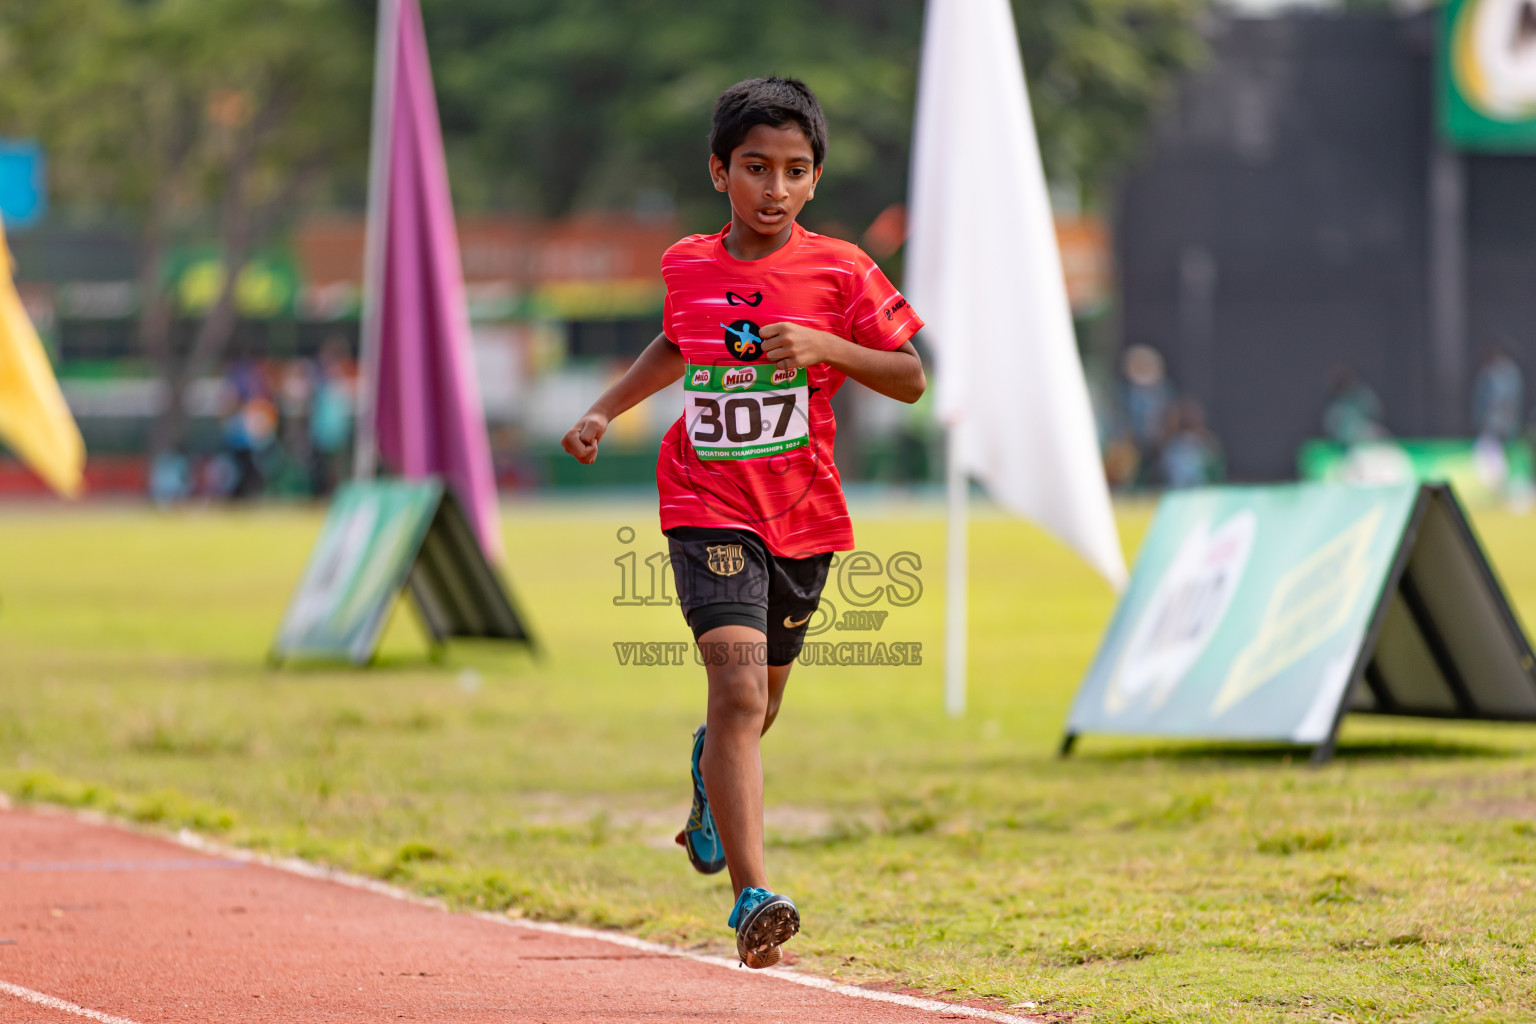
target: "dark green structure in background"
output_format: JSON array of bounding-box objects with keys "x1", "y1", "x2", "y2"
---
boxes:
[
  {"x1": 271, "y1": 479, "x2": 533, "y2": 665},
  {"x1": 1064, "y1": 483, "x2": 1536, "y2": 762}
]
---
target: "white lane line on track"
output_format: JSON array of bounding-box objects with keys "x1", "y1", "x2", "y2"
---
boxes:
[
  {"x1": 492, "y1": 916, "x2": 1045, "y2": 1024},
  {"x1": 0, "y1": 980, "x2": 145, "y2": 1024},
  {"x1": 171, "y1": 827, "x2": 1045, "y2": 1024}
]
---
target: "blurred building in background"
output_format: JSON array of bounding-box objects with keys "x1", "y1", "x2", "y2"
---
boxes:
[
  {"x1": 0, "y1": 0, "x2": 1183, "y2": 500},
  {"x1": 4, "y1": 213, "x2": 679, "y2": 494},
  {"x1": 1117, "y1": 9, "x2": 1536, "y2": 481},
  {"x1": 2, "y1": 207, "x2": 1112, "y2": 498},
  {"x1": 11, "y1": 3, "x2": 1536, "y2": 499}
]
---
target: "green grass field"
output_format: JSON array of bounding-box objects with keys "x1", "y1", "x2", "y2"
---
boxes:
[{"x1": 4, "y1": 496, "x2": 1536, "y2": 1022}]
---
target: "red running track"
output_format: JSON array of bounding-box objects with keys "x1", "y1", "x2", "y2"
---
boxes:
[{"x1": 0, "y1": 807, "x2": 1037, "y2": 1023}]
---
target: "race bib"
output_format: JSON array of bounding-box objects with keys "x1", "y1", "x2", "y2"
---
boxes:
[{"x1": 683, "y1": 363, "x2": 810, "y2": 460}]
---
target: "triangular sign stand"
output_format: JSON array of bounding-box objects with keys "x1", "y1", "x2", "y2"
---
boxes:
[
  {"x1": 1315, "y1": 484, "x2": 1536, "y2": 761},
  {"x1": 1061, "y1": 484, "x2": 1536, "y2": 764},
  {"x1": 270, "y1": 479, "x2": 534, "y2": 666}
]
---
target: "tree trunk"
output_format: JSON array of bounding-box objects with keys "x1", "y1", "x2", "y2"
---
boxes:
[
  {"x1": 155, "y1": 161, "x2": 322, "y2": 457},
  {"x1": 142, "y1": 110, "x2": 197, "y2": 461},
  {"x1": 151, "y1": 89, "x2": 315, "y2": 459},
  {"x1": 139, "y1": 192, "x2": 180, "y2": 458}
]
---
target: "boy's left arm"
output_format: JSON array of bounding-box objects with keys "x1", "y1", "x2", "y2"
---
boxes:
[{"x1": 759, "y1": 323, "x2": 926, "y2": 404}]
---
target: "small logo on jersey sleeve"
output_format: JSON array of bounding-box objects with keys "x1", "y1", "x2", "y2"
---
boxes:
[{"x1": 721, "y1": 319, "x2": 764, "y2": 361}]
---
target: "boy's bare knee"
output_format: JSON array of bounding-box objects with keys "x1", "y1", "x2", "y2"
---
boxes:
[{"x1": 708, "y1": 669, "x2": 768, "y2": 725}]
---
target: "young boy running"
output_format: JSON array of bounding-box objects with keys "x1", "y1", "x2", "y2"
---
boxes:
[{"x1": 561, "y1": 76, "x2": 925, "y2": 968}]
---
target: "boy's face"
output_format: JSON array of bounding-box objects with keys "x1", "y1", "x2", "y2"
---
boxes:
[{"x1": 709, "y1": 124, "x2": 822, "y2": 237}]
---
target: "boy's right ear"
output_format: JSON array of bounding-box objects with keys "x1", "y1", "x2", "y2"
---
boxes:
[{"x1": 708, "y1": 153, "x2": 729, "y2": 192}]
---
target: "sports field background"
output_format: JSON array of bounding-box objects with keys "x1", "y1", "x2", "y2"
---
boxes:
[{"x1": 4, "y1": 498, "x2": 1536, "y2": 1023}]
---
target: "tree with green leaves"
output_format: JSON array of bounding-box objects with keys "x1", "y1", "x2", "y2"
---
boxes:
[
  {"x1": 0, "y1": 0, "x2": 370, "y2": 455},
  {"x1": 422, "y1": 0, "x2": 1206, "y2": 235}
]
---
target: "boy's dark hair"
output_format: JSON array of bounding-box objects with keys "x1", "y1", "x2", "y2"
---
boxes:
[{"x1": 709, "y1": 76, "x2": 827, "y2": 168}]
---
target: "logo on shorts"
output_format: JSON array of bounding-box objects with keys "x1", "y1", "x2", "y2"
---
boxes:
[
  {"x1": 721, "y1": 319, "x2": 763, "y2": 361},
  {"x1": 771, "y1": 367, "x2": 796, "y2": 386},
  {"x1": 783, "y1": 611, "x2": 813, "y2": 628},
  {"x1": 706, "y1": 544, "x2": 746, "y2": 576},
  {"x1": 691, "y1": 368, "x2": 711, "y2": 387},
  {"x1": 721, "y1": 366, "x2": 757, "y2": 390}
]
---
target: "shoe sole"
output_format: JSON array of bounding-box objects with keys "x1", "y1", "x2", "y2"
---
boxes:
[{"x1": 737, "y1": 898, "x2": 799, "y2": 969}]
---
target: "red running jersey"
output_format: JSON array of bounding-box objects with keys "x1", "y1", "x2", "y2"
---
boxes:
[{"x1": 656, "y1": 222, "x2": 923, "y2": 556}]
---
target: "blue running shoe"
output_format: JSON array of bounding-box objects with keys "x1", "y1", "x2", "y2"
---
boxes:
[
  {"x1": 675, "y1": 724, "x2": 726, "y2": 874},
  {"x1": 728, "y1": 886, "x2": 799, "y2": 969}
]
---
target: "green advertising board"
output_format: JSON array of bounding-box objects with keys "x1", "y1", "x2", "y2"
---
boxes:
[
  {"x1": 1064, "y1": 483, "x2": 1536, "y2": 761},
  {"x1": 271, "y1": 479, "x2": 533, "y2": 665},
  {"x1": 165, "y1": 246, "x2": 300, "y2": 318},
  {"x1": 1438, "y1": 0, "x2": 1536, "y2": 151},
  {"x1": 1298, "y1": 438, "x2": 1535, "y2": 508}
]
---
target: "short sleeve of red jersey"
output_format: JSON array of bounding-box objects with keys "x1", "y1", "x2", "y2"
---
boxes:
[
  {"x1": 662, "y1": 290, "x2": 676, "y2": 342},
  {"x1": 845, "y1": 249, "x2": 924, "y2": 351}
]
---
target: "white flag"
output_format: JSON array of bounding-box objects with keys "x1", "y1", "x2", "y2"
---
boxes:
[{"x1": 905, "y1": 0, "x2": 1127, "y2": 589}]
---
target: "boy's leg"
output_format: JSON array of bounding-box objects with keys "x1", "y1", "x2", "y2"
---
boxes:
[
  {"x1": 758, "y1": 547, "x2": 830, "y2": 740},
  {"x1": 697, "y1": 622, "x2": 771, "y2": 896},
  {"x1": 666, "y1": 527, "x2": 774, "y2": 877},
  {"x1": 763, "y1": 662, "x2": 792, "y2": 736},
  {"x1": 675, "y1": 657, "x2": 786, "y2": 872}
]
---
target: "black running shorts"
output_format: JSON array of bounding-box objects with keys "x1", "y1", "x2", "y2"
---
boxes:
[{"x1": 665, "y1": 526, "x2": 833, "y2": 667}]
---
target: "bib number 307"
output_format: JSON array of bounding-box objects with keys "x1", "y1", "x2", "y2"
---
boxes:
[{"x1": 684, "y1": 364, "x2": 810, "y2": 460}]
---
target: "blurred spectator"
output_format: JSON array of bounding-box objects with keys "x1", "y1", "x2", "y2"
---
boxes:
[
  {"x1": 1471, "y1": 347, "x2": 1524, "y2": 443},
  {"x1": 1122, "y1": 346, "x2": 1173, "y2": 455},
  {"x1": 307, "y1": 339, "x2": 355, "y2": 498},
  {"x1": 1116, "y1": 344, "x2": 1174, "y2": 487},
  {"x1": 1090, "y1": 373, "x2": 1140, "y2": 489},
  {"x1": 278, "y1": 359, "x2": 316, "y2": 465},
  {"x1": 148, "y1": 450, "x2": 191, "y2": 506},
  {"x1": 1322, "y1": 365, "x2": 1386, "y2": 445},
  {"x1": 1087, "y1": 374, "x2": 1116, "y2": 450},
  {"x1": 1160, "y1": 399, "x2": 1223, "y2": 488},
  {"x1": 220, "y1": 358, "x2": 278, "y2": 500},
  {"x1": 1102, "y1": 438, "x2": 1140, "y2": 489},
  {"x1": 137, "y1": 348, "x2": 358, "y2": 505}
]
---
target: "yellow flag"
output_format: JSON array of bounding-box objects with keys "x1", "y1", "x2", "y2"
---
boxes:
[{"x1": 0, "y1": 217, "x2": 84, "y2": 497}]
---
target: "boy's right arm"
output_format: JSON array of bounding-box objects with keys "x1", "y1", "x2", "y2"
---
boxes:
[{"x1": 561, "y1": 332, "x2": 684, "y2": 464}]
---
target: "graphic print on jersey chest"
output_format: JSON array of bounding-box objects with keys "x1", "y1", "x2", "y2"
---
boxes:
[
  {"x1": 721, "y1": 319, "x2": 764, "y2": 361},
  {"x1": 720, "y1": 289, "x2": 767, "y2": 360}
]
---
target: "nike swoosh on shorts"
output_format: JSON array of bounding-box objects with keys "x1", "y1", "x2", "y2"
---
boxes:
[{"x1": 783, "y1": 613, "x2": 812, "y2": 628}]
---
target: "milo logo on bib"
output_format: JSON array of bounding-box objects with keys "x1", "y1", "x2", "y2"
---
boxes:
[
  {"x1": 683, "y1": 363, "x2": 811, "y2": 461},
  {"x1": 721, "y1": 367, "x2": 758, "y2": 390}
]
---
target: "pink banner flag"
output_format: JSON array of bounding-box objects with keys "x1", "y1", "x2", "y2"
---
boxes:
[{"x1": 357, "y1": 0, "x2": 502, "y2": 561}]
